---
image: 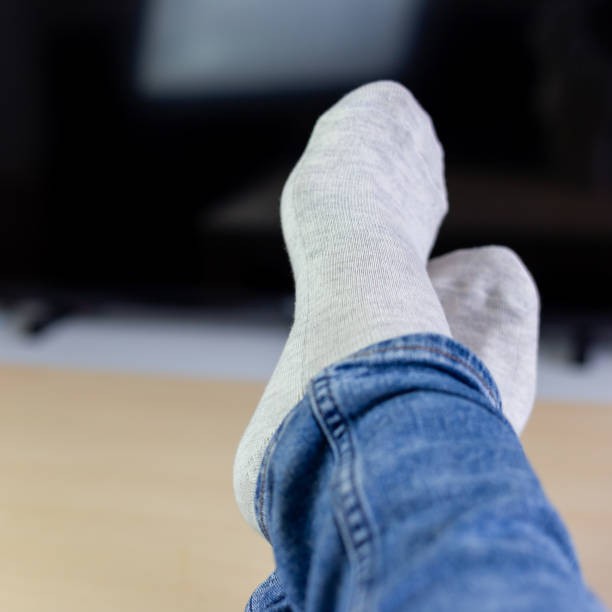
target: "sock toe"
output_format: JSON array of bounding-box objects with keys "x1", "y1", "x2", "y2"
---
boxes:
[
  {"x1": 298, "y1": 80, "x2": 448, "y2": 261},
  {"x1": 428, "y1": 246, "x2": 540, "y2": 434},
  {"x1": 429, "y1": 246, "x2": 540, "y2": 316}
]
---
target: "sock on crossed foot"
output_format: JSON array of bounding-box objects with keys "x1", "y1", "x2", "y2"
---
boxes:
[
  {"x1": 233, "y1": 81, "x2": 452, "y2": 533},
  {"x1": 428, "y1": 246, "x2": 540, "y2": 435}
]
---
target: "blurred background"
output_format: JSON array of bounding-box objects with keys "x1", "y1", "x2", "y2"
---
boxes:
[
  {"x1": 1, "y1": 1, "x2": 611, "y2": 610},
  {"x1": 1, "y1": 0, "x2": 612, "y2": 391},
  {"x1": 1, "y1": 0, "x2": 611, "y2": 330}
]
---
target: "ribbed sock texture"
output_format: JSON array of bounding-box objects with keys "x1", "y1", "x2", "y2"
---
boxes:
[
  {"x1": 429, "y1": 246, "x2": 540, "y2": 434},
  {"x1": 234, "y1": 81, "x2": 451, "y2": 533}
]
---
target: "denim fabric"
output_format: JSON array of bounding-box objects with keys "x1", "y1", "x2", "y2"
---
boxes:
[{"x1": 246, "y1": 333, "x2": 606, "y2": 612}]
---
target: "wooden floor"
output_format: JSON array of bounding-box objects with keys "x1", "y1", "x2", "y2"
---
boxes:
[{"x1": 1, "y1": 365, "x2": 610, "y2": 611}]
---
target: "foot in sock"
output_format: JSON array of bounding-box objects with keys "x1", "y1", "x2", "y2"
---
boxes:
[
  {"x1": 428, "y1": 246, "x2": 540, "y2": 435},
  {"x1": 234, "y1": 81, "x2": 452, "y2": 533}
]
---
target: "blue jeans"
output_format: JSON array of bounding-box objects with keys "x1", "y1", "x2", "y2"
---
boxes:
[{"x1": 247, "y1": 334, "x2": 605, "y2": 612}]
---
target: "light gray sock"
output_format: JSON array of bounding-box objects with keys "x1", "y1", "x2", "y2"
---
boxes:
[
  {"x1": 428, "y1": 246, "x2": 540, "y2": 435},
  {"x1": 234, "y1": 81, "x2": 452, "y2": 534}
]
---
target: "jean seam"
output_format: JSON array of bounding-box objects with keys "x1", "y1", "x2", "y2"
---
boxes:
[
  {"x1": 270, "y1": 595, "x2": 286, "y2": 606},
  {"x1": 258, "y1": 340, "x2": 499, "y2": 542},
  {"x1": 256, "y1": 419, "x2": 289, "y2": 542},
  {"x1": 309, "y1": 373, "x2": 377, "y2": 612},
  {"x1": 350, "y1": 343, "x2": 499, "y2": 409}
]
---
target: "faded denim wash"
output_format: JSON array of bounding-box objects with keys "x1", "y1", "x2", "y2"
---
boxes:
[{"x1": 247, "y1": 333, "x2": 606, "y2": 612}]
